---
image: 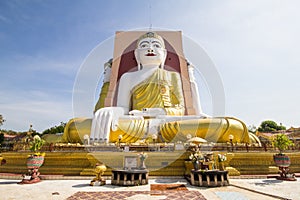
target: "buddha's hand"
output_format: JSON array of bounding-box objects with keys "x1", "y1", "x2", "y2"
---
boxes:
[
  {"x1": 129, "y1": 110, "x2": 143, "y2": 116},
  {"x1": 129, "y1": 108, "x2": 166, "y2": 117},
  {"x1": 93, "y1": 107, "x2": 125, "y2": 132},
  {"x1": 199, "y1": 112, "x2": 211, "y2": 119}
]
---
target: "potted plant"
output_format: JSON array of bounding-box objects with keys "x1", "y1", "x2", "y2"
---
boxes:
[
  {"x1": 27, "y1": 135, "x2": 45, "y2": 166},
  {"x1": 272, "y1": 134, "x2": 296, "y2": 180},
  {"x1": 272, "y1": 134, "x2": 293, "y2": 167},
  {"x1": 19, "y1": 135, "x2": 45, "y2": 184},
  {"x1": 189, "y1": 150, "x2": 204, "y2": 170}
]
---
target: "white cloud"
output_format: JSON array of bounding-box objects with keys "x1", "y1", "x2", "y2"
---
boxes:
[{"x1": 0, "y1": 89, "x2": 73, "y2": 132}]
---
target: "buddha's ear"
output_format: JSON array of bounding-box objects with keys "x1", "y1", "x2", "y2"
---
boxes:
[{"x1": 134, "y1": 49, "x2": 141, "y2": 70}]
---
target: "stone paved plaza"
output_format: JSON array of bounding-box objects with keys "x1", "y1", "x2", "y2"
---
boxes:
[{"x1": 0, "y1": 176, "x2": 298, "y2": 200}]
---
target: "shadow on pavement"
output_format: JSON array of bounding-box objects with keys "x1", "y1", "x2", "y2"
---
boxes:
[
  {"x1": 254, "y1": 179, "x2": 283, "y2": 186},
  {"x1": 0, "y1": 181, "x2": 19, "y2": 185}
]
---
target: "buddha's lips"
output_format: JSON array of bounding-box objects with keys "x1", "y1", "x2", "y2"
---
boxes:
[{"x1": 146, "y1": 53, "x2": 156, "y2": 56}]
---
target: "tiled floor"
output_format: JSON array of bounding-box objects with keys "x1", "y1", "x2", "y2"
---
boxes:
[
  {"x1": 67, "y1": 183, "x2": 204, "y2": 200},
  {"x1": 67, "y1": 191, "x2": 207, "y2": 200}
]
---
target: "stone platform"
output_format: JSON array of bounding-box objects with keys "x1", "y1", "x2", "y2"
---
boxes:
[{"x1": 1, "y1": 151, "x2": 300, "y2": 176}]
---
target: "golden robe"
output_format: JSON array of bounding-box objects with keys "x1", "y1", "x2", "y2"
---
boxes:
[
  {"x1": 131, "y1": 68, "x2": 185, "y2": 115},
  {"x1": 110, "y1": 68, "x2": 185, "y2": 142},
  {"x1": 109, "y1": 69, "x2": 253, "y2": 144},
  {"x1": 64, "y1": 68, "x2": 259, "y2": 144}
]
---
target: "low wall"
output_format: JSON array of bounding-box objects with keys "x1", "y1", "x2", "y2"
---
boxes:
[
  {"x1": 228, "y1": 152, "x2": 300, "y2": 175},
  {"x1": 0, "y1": 152, "x2": 90, "y2": 175},
  {"x1": 1, "y1": 151, "x2": 300, "y2": 176}
]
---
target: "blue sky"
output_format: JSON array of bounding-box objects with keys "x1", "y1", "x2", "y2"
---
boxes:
[{"x1": 0, "y1": 0, "x2": 299, "y2": 132}]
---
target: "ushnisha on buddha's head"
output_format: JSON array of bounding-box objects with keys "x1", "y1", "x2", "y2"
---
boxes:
[{"x1": 134, "y1": 32, "x2": 167, "y2": 69}]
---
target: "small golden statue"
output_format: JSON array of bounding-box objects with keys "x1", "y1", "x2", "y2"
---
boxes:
[{"x1": 90, "y1": 163, "x2": 107, "y2": 186}]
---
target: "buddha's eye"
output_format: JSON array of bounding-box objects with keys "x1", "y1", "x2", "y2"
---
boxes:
[
  {"x1": 151, "y1": 41, "x2": 162, "y2": 48},
  {"x1": 139, "y1": 42, "x2": 149, "y2": 48}
]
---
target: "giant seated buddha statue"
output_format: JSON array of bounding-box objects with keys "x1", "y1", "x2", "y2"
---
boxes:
[{"x1": 62, "y1": 31, "x2": 260, "y2": 145}]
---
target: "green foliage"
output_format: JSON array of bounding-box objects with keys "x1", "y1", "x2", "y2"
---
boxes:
[
  {"x1": 0, "y1": 115, "x2": 5, "y2": 127},
  {"x1": 0, "y1": 133, "x2": 4, "y2": 145},
  {"x1": 0, "y1": 129, "x2": 19, "y2": 135},
  {"x1": 42, "y1": 122, "x2": 66, "y2": 135},
  {"x1": 277, "y1": 125, "x2": 286, "y2": 131},
  {"x1": 272, "y1": 134, "x2": 294, "y2": 154},
  {"x1": 258, "y1": 120, "x2": 286, "y2": 132},
  {"x1": 29, "y1": 135, "x2": 45, "y2": 154}
]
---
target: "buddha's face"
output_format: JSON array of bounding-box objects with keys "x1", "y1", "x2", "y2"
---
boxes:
[{"x1": 135, "y1": 37, "x2": 167, "y2": 67}]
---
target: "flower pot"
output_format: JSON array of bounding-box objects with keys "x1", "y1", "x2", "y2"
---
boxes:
[
  {"x1": 273, "y1": 154, "x2": 290, "y2": 167},
  {"x1": 27, "y1": 155, "x2": 44, "y2": 169}
]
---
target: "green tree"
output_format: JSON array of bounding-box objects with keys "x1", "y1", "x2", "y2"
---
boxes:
[
  {"x1": 258, "y1": 120, "x2": 286, "y2": 132},
  {"x1": 0, "y1": 114, "x2": 5, "y2": 127},
  {"x1": 0, "y1": 133, "x2": 4, "y2": 146},
  {"x1": 42, "y1": 122, "x2": 66, "y2": 135},
  {"x1": 0, "y1": 115, "x2": 6, "y2": 147}
]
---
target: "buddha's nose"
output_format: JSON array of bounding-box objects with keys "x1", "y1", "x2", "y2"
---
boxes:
[{"x1": 147, "y1": 49, "x2": 154, "y2": 53}]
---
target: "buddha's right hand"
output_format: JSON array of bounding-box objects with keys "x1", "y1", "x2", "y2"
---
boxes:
[{"x1": 91, "y1": 107, "x2": 125, "y2": 141}]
